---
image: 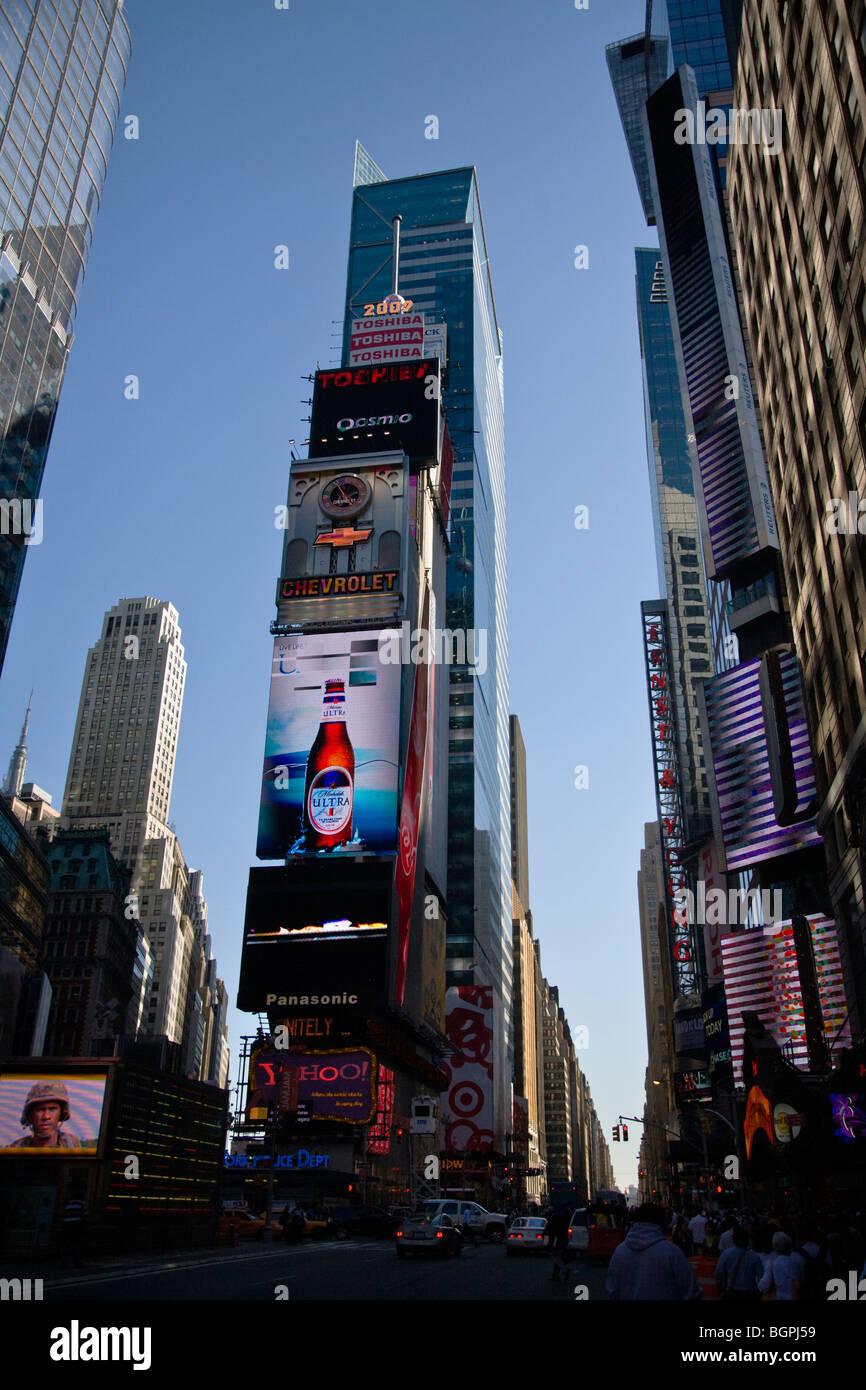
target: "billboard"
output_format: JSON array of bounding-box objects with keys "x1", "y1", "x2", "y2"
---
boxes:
[
  {"x1": 247, "y1": 1044, "x2": 377, "y2": 1125},
  {"x1": 440, "y1": 986, "x2": 494, "y2": 1152},
  {"x1": 721, "y1": 915, "x2": 851, "y2": 1085},
  {"x1": 308, "y1": 361, "x2": 440, "y2": 466},
  {"x1": 0, "y1": 1071, "x2": 107, "y2": 1153},
  {"x1": 700, "y1": 654, "x2": 822, "y2": 871},
  {"x1": 237, "y1": 860, "x2": 390, "y2": 1014},
  {"x1": 348, "y1": 318, "x2": 447, "y2": 367},
  {"x1": 256, "y1": 630, "x2": 401, "y2": 861}
]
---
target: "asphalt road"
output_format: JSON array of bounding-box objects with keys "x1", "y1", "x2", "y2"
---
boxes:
[{"x1": 37, "y1": 1239, "x2": 612, "y2": 1301}]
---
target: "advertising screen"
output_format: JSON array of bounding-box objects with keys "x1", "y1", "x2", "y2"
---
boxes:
[
  {"x1": 308, "y1": 360, "x2": 440, "y2": 466},
  {"x1": 237, "y1": 861, "x2": 391, "y2": 1014},
  {"x1": 721, "y1": 915, "x2": 851, "y2": 1085},
  {"x1": 247, "y1": 1045, "x2": 377, "y2": 1124},
  {"x1": 0, "y1": 1071, "x2": 107, "y2": 1153},
  {"x1": 701, "y1": 654, "x2": 822, "y2": 870},
  {"x1": 256, "y1": 631, "x2": 401, "y2": 861},
  {"x1": 440, "y1": 986, "x2": 494, "y2": 1153}
]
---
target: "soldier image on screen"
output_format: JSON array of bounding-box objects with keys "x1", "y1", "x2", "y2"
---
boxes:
[{"x1": 303, "y1": 678, "x2": 355, "y2": 850}]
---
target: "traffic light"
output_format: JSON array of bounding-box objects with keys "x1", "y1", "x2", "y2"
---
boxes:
[
  {"x1": 622, "y1": 1124, "x2": 629, "y2": 1142},
  {"x1": 612, "y1": 1124, "x2": 620, "y2": 1141}
]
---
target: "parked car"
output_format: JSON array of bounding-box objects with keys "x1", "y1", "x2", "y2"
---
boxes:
[
  {"x1": 396, "y1": 1212, "x2": 462, "y2": 1259},
  {"x1": 218, "y1": 1208, "x2": 267, "y2": 1242},
  {"x1": 413, "y1": 1200, "x2": 506, "y2": 1242},
  {"x1": 326, "y1": 1205, "x2": 397, "y2": 1240},
  {"x1": 505, "y1": 1216, "x2": 548, "y2": 1255}
]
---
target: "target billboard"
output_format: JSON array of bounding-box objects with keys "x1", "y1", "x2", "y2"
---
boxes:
[{"x1": 440, "y1": 986, "x2": 494, "y2": 1152}]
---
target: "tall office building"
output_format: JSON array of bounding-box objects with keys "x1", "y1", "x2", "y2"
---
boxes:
[
  {"x1": 728, "y1": 0, "x2": 866, "y2": 1033},
  {"x1": 0, "y1": 0, "x2": 131, "y2": 672},
  {"x1": 340, "y1": 156, "x2": 512, "y2": 1141},
  {"x1": 636, "y1": 249, "x2": 713, "y2": 843},
  {"x1": 62, "y1": 597, "x2": 185, "y2": 858},
  {"x1": 61, "y1": 597, "x2": 221, "y2": 1067},
  {"x1": 509, "y1": 715, "x2": 530, "y2": 912}
]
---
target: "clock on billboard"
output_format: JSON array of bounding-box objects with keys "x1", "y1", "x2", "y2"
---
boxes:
[{"x1": 319, "y1": 474, "x2": 372, "y2": 520}]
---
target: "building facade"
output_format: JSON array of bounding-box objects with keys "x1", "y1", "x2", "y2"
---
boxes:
[
  {"x1": 0, "y1": 0, "x2": 130, "y2": 671},
  {"x1": 340, "y1": 159, "x2": 512, "y2": 1144},
  {"x1": 60, "y1": 596, "x2": 222, "y2": 1073},
  {"x1": 728, "y1": 0, "x2": 866, "y2": 1036}
]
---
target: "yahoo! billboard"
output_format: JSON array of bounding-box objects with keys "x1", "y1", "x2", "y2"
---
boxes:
[{"x1": 247, "y1": 1045, "x2": 377, "y2": 1125}]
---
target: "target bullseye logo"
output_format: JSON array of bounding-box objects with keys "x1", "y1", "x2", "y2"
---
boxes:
[{"x1": 450, "y1": 1081, "x2": 484, "y2": 1117}]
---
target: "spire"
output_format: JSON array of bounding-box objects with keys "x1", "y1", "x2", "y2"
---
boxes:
[{"x1": 3, "y1": 691, "x2": 32, "y2": 798}]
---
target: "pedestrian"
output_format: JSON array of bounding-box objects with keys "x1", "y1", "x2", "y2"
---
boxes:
[
  {"x1": 688, "y1": 1209, "x2": 708, "y2": 1254},
  {"x1": 461, "y1": 1208, "x2": 478, "y2": 1248},
  {"x1": 759, "y1": 1231, "x2": 804, "y2": 1301},
  {"x1": 606, "y1": 1205, "x2": 701, "y2": 1300},
  {"x1": 796, "y1": 1226, "x2": 832, "y2": 1302},
  {"x1": 59, "y1": 1186, "x2": 89, "y2": 1269},
  {"x1": 545, "y1": 1207, "x2": 569, "y2": 1282},
  {"x1": 715, "y1": 1224, "x2": 763, "y2": 1301}
]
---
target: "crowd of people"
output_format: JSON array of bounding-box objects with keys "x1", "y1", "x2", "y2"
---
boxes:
[{"x1": 605, "y1": 1202, "x2": 866, "y2": 1301}]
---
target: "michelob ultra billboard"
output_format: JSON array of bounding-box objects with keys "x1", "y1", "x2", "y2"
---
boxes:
[{"x1": 256, "y1": 631, "x2": 401, "y2": 860}]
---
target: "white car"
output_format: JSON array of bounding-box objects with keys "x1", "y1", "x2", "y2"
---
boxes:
[
  {"x1": 505, "y1": 1216, "x2": 548, "y2": 1255},
  {"x1": 567, "y1": 1208, "x2": 589, "y2": 1256}
]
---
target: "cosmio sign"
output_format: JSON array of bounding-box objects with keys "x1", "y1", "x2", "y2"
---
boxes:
[{"x1": 308, "y1": 361, "x2": 440, "y2": 467}]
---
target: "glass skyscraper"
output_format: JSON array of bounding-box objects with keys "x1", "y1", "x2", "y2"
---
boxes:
[
  {"x1": 635, "y1": 247, "x2": 712, "y2": 844},
  {"x1": 0, "y1": 0, "x2": 130, "y2": 672},
  {"x1": 340, "y1": 157, "x2": 512, "y2": 1134}
]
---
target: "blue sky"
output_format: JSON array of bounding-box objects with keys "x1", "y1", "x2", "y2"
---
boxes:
[{"x1": 2, "y1": 0, "x2": 659, "y2": 1190}]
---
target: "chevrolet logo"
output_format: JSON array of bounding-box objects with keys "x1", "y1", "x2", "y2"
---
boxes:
[{"x1": 314, "y1": 527, "x2": 373, "y2": 547}]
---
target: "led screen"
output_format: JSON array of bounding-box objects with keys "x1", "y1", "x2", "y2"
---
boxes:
[{"x1": 256, "y1": 631, "x2": 401, "y2": 860}]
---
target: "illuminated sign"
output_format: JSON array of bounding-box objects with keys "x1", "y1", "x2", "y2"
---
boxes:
[
  {"x1": 237, "y1": 860, "x2": 390, "y2": 1014},
  {"x1": 673, "y1": 1068, "x2": 711, "y2": 1101},
  {"x1": 361, "y1": 296, "x2": 414, "y2": 315},
  {"x1": 277, "y1": 571, "x2": 399, "y2": 603},
  {"x1": 256, "y1": 631, "x2": 400, "y2": 860},
  {"x1": 700, "y1": 654, "x2": 822, "y2": 870},
  {"x1": 641, "y1": 602, "x2": 697, "y2": 996},
  {"x1": 744, "y1": 1084, "x2": 773, "y2": 1158},
  {"x1": 830, "y1": 1094, "x2": 866, "y2": 1143},
  {"x1": 309, "y1": 361, "x2": 440, "y2": 467},
  {"x1": 224, "y1": 1149, "x2": 331, "y2": 1169},
  {"x1": 367, "y1": 1064, "x2": 394, "y2": 1154},
  {"x1": 0, "y1": 1072, "x2": 108, "y2": 1155},
  {"x1": 248, "y1": 1046, "x2": 377, "y2": 1124},
  {"x1": 721, "y1": 915, "x2": 851, "y2": 1085}
]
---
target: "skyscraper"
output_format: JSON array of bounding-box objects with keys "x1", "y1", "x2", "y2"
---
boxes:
[
  {"x1": 0, "y1": 0, "x2": 131, "y2": 672},
  {"x1": 340, "y1": 156, "x2": 512, "y2": 1141},
  {"x1": 61, "y1": 597, "x2": 222, "y2": 1065},
  {"x1": 509, "y1": 714, "x2": 529, "y2": 912},
  {"x1": 728, "y1": 0, "x2": 866, "y2": 1033},
  {"x1": 635, "y1": 248, "x2": 713, "y2": 844}
]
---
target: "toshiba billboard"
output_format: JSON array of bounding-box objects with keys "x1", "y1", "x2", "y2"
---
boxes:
[{"x1": 308, "y1": 361, "x2": 440, "y2": 466}]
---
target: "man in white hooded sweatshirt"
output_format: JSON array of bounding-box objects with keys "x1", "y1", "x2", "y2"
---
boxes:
[{"x1": 606, "y1": 1205, "x2": 702, "y2": 1300}]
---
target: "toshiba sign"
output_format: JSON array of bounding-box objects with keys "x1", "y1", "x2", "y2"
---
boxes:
[{"x1": 309, "y1": 360, "x2": 440, "y2": 467}]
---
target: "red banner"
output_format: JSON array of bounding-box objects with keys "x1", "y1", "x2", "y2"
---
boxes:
[{"x1": 394, "y1": 586, "x2": 431, "y2": 1005}]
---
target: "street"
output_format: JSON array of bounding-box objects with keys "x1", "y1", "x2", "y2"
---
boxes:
[{"x1": 35, "y1": 1240, "x2": 611, "y2": 1302}]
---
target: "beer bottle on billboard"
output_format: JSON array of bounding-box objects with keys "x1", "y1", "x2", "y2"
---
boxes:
[{"x1": 303, "y1": 678, "x2": 355, "y2": 850}]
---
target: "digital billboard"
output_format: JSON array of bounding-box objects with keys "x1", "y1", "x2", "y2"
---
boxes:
[
  {"x1": 247, "y1": 1044, "x2": 377, "y2": 1125},
  {"x1": 256, "y1": 631, "x2": 401, "y2": 861},
  {"x1": 0, "y1": 1072, "x2": 107, "y2": 1153},
  {"x1": 700, "y1": 653, "x2": 823, "y2": 871},
  {"x1": 237, "y1": 860, "x2": 391, "y2": 1014},
  {"x1": 308, "y1": 361, "x2": 440, "y2": 466},
  {"x1": 721, "y1": 915, "x2": 851, "y2": 1085}
]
